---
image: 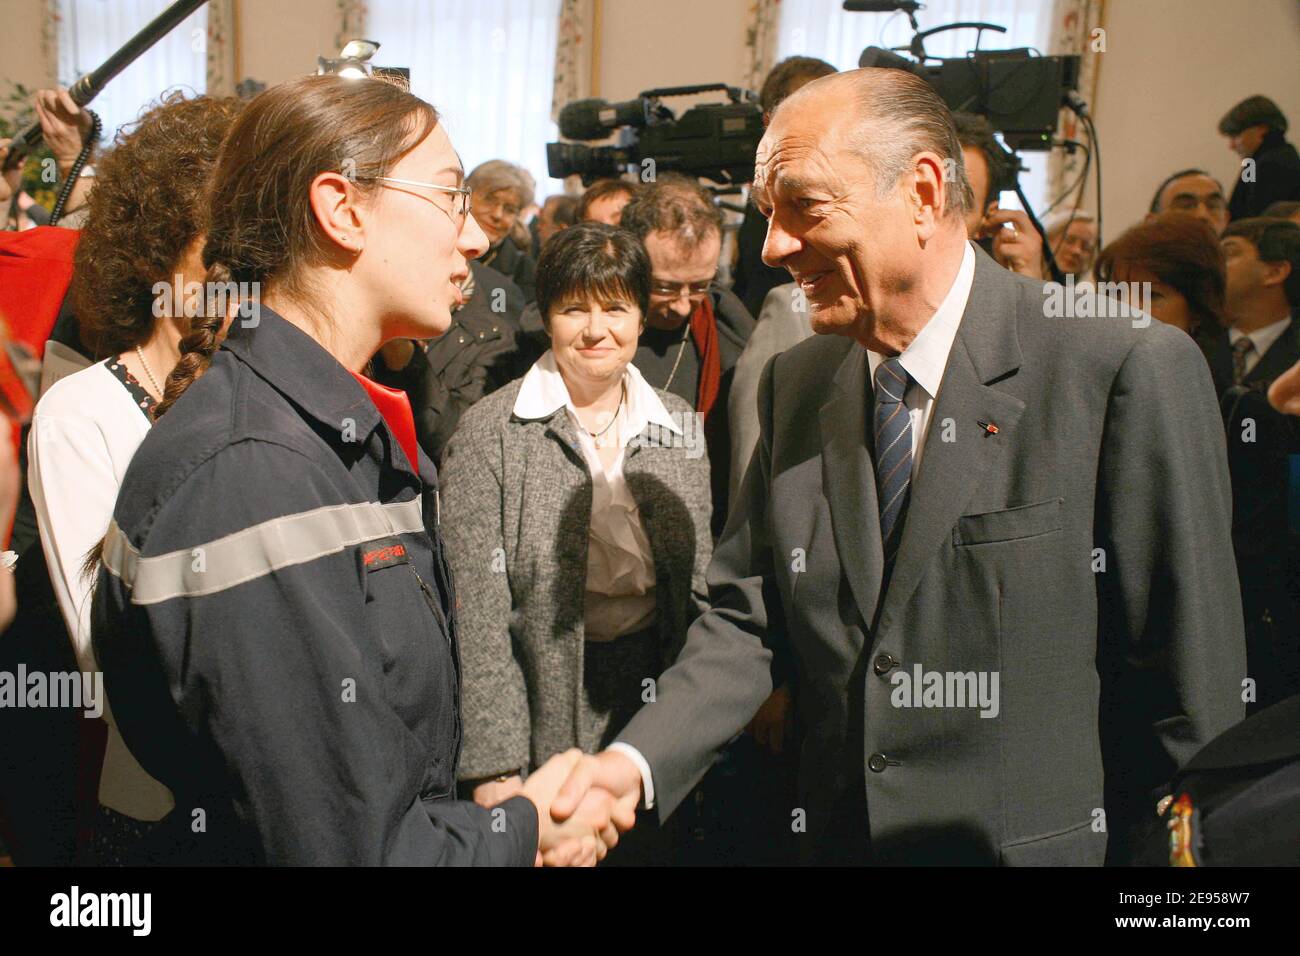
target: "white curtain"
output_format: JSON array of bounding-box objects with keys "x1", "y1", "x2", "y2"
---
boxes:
[
  {"x1": 775, "y1": 0, "x2": 1053, "y2": 215},
  {"x1": 56, "y1": 0, "x2": 208, "y2": 143},
  {"x1": 367, "y1": 0, "x2": 564, "y2": 197}
]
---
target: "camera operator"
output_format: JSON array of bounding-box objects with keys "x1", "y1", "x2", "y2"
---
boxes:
[
  {"x1": 732, "y1": 56, "x2": 837, "y2": 318},
  {"x1": 2, "y1": 88, "x2": 96, "y2": 232},
  {"x1": 953, "y1": 112, "x2": 1044, "y2": 279},
  {"x1": 577, "y1": 178, "x2": 639, "y2": 226}
]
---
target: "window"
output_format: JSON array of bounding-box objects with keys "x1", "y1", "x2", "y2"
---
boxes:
[
  {"x1": 57, "y1": 0, "x2": 208, "y2": 142},
  {"x1": 367, "y1": 0, "x2": 563, "y2": 198},
  {"x1": 776, "y1": 0, "x2": 1054, "y2": 215}
]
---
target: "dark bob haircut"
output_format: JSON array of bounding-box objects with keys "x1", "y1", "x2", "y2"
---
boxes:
[
  {"x1": 1094, "y1": 213, "x2": 1226, "y2": 334},
  {"x1": 534, "y1": 221, "x2": 652, "y2": 328}
]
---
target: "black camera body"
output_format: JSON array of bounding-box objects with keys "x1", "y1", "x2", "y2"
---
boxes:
[
  {"x1": 547, "y1": 84, "x2": 764, "y2": 185},
  {"x1": 858, "y1": 45, "x2": 1080, "y2": 152}
]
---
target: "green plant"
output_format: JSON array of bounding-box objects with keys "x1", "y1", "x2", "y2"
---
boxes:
[{"x1": 1, "y1": 79, "x2": 62, "y2": 211}]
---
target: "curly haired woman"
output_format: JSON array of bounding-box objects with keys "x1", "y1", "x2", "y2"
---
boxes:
[{"x1": 26, "y1": 91, "x2": 242, "y2": 863}]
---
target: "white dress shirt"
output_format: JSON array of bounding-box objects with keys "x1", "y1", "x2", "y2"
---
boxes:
[
  {"x1": 865, "y1": 240, "x2": 976, "y2": 479},
  {"x1": 615, "y1": 242, "x2": 978, "y2": 810},
  {"x1": 1229, "y1": 314, "x2": 1293, "y2": 378},
  {"x1": 28, "y1": 359, "x2": 175, "y2": 821},
  {"x1": 513, "y1": 351, "x2": 683, "y2": 641}
]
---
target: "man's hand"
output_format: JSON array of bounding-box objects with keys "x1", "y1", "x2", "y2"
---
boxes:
[
  {"x1": 470, "y1": 774, "x2": 523, "y2": 809},
  {"x1": 520, "y1": 749, "x2": 625, "y2": 867},
  {"x1": 1268, "y1": 358, "x2": 1300, "y2": 416},
  {"x1": 541, "y1": 750, "x2": 641, "y2": 866},
  {"x1": 34, "y1": 88, "x2": 94, "y2": 176},
  {"x1": 982, "y1": 207, "x2": 1044, "y2": 279},
  {"x1": 746, "y1": 684, "x2": 793, "y2": 756}
]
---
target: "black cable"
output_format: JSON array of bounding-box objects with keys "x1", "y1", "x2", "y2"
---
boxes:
[
  {"x1": 48, "y1": 109, "x2": 100, "y2": 226},
  {"x1": 1041, "y1": 140, "x2": 1090, "y2": 216},
  {"x1": 1013, "y1": 176, "x2": 1065, "y2": 284},
  {"x1": 1082, "y1": 111, "x2": 1102, "y2": 249},
  {"x1": 1048, "y1": 129, "x2": 1092, "y2": 268}
]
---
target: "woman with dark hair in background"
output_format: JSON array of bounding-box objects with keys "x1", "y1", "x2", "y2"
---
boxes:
[
  {"x1": 91, "y1": 75, "x2": 621, "y2": 866},
  {"x1": 1094, "y1": 212, "x2": 1227, "y2": 338},
  {"x1": 25, "y1": 92, "x2": 242, "y2": 863},
  {"x1": 440, "y1": 222, "x2": 712, "y2": 863}
]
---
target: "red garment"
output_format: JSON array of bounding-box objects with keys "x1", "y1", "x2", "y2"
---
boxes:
[
  {"x1": 0, "y1": 226, "x2": 80, "y2": 358},
  {"x1": 350, "y1": 370, "x2": 420, "y2": 471},
  {"x1": 689, "y1": 294, "x2": 722, "y2": 420}
]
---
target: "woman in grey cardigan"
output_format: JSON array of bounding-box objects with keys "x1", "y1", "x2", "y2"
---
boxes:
[{"x1": 439, "y1": 222, "x2": 713, "y2": 827}]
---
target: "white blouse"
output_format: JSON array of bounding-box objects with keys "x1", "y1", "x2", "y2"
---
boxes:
[
  {"x1": 513, "y1": 351, "x2": 684, "y2": 641},
  {"x1": 28, "y1": 358, "x2": 175, "y2": 821}
]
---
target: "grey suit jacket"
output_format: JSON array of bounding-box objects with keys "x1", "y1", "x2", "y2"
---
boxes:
[
  {"x1": 439, "y1": 376, "x2": 712, "y2": 781},
  {"x1": 615, "y1": 245, "x2": 1247, "y2": 865},
  {"x1": 728, "y1": 282, "x2": 814, "y2": 506}
]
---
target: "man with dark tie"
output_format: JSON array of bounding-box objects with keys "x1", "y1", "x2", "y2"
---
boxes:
[
  {"x1": 548, "y1": 68, "x2": 1247, "y2": 866},
  {"x1": 1203, "y1": 217, "x2": 1300, "y2": 710}
]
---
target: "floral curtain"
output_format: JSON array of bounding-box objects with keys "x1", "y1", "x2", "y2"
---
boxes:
[
  {"x1": 336, "y1": 0, "x2": 370, "y2": 54},
  {"x1": 206, "y1": 0, "x2": 237, "y2": 96},
  {"x1": 742, "y1": 0, "x2": 782, "y2": 94},
  {"x1": 552, "y1": 0, "x2": 594, "y2": 122},
  {"x1": 43, "y1": 0, "x2": 62, "y2": 87},
  {"x1": 1047, "y1": 0, "x2": 1105, "y2": 218}
]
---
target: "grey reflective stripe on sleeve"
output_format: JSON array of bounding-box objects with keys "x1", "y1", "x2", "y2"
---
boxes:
[{"x1": 102, "y1": 498, "x2": 425, "y2": 605}]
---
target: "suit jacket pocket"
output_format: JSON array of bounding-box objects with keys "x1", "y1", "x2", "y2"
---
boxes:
[
  {"x1": 953, "y1": 497, "x2": 1063, "y2": 547},
  {"x1": 999, "y1": 818, "x2": 1105, "y2": 866}
]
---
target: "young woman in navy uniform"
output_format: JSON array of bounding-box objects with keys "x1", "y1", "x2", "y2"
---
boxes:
[{"x1": 91, "y1": 75, "x2": 627, "y2": 865}]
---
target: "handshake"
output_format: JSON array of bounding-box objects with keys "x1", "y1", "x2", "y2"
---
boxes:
[{"x1": 472, "y1": 750, "x2": 645, "y2": 866}]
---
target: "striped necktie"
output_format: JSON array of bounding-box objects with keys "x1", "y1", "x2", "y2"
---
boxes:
[
  {"x1": 1231, "y1": 336, "x2": 1254, "y2": 385},
  {"x1": 874, "y1": 356, "x2": 913, "y2": 565}
]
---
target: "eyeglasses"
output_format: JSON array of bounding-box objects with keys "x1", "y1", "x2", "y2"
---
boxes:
[
  {"x1": 373, "y1": 176, "x2": 473, "y2": 223},
  {"x1": 650, "y1": 279, "x2": 713, "y2": 302}
]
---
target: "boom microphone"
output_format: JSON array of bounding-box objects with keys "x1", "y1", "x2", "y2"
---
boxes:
[
  {"x1": 842, "y1": 1, "x2": 924, "y2": 13},
  {"x1": 8, "y1": 0, "x2": 208, "y2": 155}
]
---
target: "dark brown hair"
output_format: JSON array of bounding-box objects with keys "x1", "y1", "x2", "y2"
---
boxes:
[
  {"x1": 155, "y1": 74, "x2": 439, "y2": 417},
  {"x1": 759, "y1": 55, "x2": 837, "y2": 116},
  {"x1": 71, "y1": 92, "x2": 243, "y2": 360},
  {"x1": 1222, "y1": 216, "x2": 1300, "y2": 310},
  {"x1": 535, "y1": 221, "x2": 651, "y2": 328},
  {"x1": 1094, "y1": 212, "x2": 1226, "y2": 333},
  {"x1": 576, "y1": 178, "x2": 639, "y2": 222},
  {"x1": 618, "y1": 173, "x2": 722, "y2": 250}
]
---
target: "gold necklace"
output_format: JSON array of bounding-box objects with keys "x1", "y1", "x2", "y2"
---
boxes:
[{"x1": 583, "y1": 379, "x2": 626, "y2": 439}]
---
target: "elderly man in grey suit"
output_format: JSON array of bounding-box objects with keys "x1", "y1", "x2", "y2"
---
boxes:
[{"x1": 549, "y1": 68, "x2": 1247, "y2": 865}]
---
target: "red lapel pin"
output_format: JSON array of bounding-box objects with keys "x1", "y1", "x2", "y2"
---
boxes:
[{"x1": 977, "y1": 419, "x2": 999, "y2": 434}]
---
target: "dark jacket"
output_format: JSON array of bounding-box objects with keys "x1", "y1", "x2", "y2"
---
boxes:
[
  {"x1": 374, "y1": 261, "x2": 526, "y2": 464},
  {"x1": 1228, "y1": 129, "x2": 1300, "y2": 222},
  {"x1": 481, "y1": 235, "x2": 536, "y2": 304},
  {"x1": 732, "y1": 200, "x2": 789, "y2": 319},
  {"x1": 90, "y1": 308, "x2": 538, "y2": 866},
  {"x1": 1202, "y1": 319, "x2": 1300, "y2": 709}
]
